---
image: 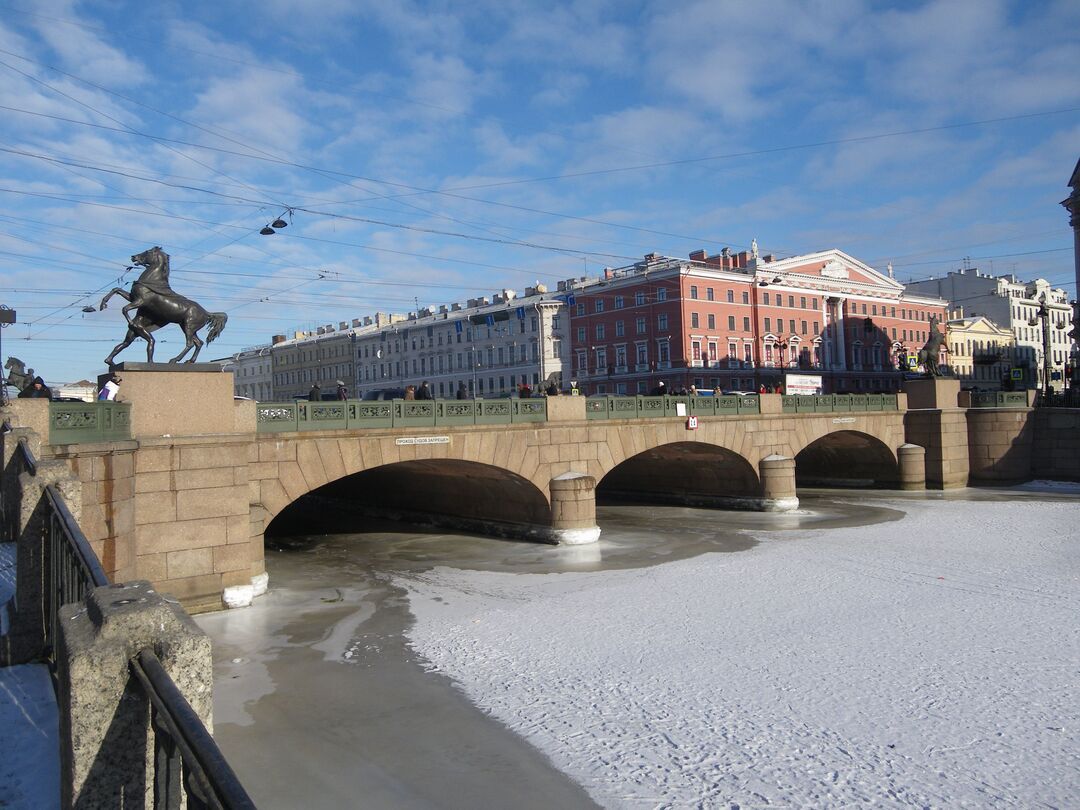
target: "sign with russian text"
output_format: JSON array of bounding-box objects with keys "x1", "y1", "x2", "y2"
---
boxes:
[
  {"x1": 785, "y1": 374, "x2": 822, "y2": 395},
  {"x1": 395, "y1": 436, "x2": 451, "y2": 446}
]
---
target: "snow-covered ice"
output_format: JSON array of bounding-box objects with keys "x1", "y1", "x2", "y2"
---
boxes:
[{"x1": 399, "y1": 498, "x2": 1080, "y2": 807}]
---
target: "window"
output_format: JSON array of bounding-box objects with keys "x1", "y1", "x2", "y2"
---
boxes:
[
  {"x1": 707, "y1": 313, "x2": 715, "y2": 329},
  {"x1": 812, "y1": 298, "x2": 818, "y2": 309},
  {"x1": 801, "y1": 296, "x2": 807, "y2": 308},
  {"x1": 692, "y1": 340, "x2": 701, "y2": 361},
  {"x1": 801, "y1": 320, "x2": 807, "y2": 335},
  {"x1": 657, "y1": 314, "x2": 668, "y2": 330},
  {"x1": 595, "y1": 300, "x2": 605, "y2": 313},
  {"x1": 690, "y1": 285, "x2": 699, "y2": 300},
  {"x1": 691, "y1": 312, "x2": 700, "y2": 328},
  {"x1": 614, "y1": 296, "x2": 624, "y2": 309},
  {"x1": 742, "y1": 292, "x2": 749, "y2": 304},
  {"x1": 728, "y1": 315, "x2": 736, "y2": 330},
  {"x1": 776, "y1": 319, "x2": 783, "y2": 334},
  {"x1": 743, "y1": 317, "x2": 751, "y2": 331},
  {"x1": 635, "y1": 291, "x2": 645, "y2": 306},
  {"x1": 763, "y1": 292, "x2": 770, "y2": 305},
  {"x1": 657, "y1": 287, "x2": 667, "y2": 302},
  {"x1": 789, "y1": 319, "x2": 796, "y2": 334},
  {"x1": 636, "y1": 317, "x2": 646, "y2": 334},
  {"x1": 615, "y1": 345, "x2": 627, "y2": 368},
  {"x1": 595, "y1": 323, "x2": 605, "y2": 340},
  {"x1": 615, "y1": 320, "x2": 625, "y2": 337},
  {"x1": 636, "y1": 343, "x2": 648, "y2": 364},
  {"x1": 707, "y1": 288, "x2": 714, "y2": 301},
  {"x1": 577, "y1": 326, "x2": 586, "y2": 342},
  {"x1": 595, "y1": 348, "x2": 607, "y2": 370},
  {"x1": 551, "y1": 315, "x2": 561, "y2": 330},
  {"x1": 813, "y1": 321, "x2": 820, "y2": 334},
  {"x1": 658, "y1": 340, "x2": 671, "y2": 363},
  {"x1": 764, "y1": 318, "x2": 772, "y2": 332},
  {"x1": 788, "y1": 295, "x2": 795, "y2": 308},
  {"x1": 576, "y1": 350, "x2": 587, "y2": 371},
  {"x1": 726, "y1": 290, "x2": 734, "y2": 303}
]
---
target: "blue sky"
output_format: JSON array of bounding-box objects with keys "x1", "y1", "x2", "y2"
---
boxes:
[{"x1": 1, "y1": 0, "x2": 1077, "y2": 385}]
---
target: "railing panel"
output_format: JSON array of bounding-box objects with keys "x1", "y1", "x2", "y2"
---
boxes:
[
  {"x1": 475, "y1": 400, "x2": 513, "y2": 424},
  {"x1": 882, "y1": 394, "x2": 898, "y2": 410},
  {"x1": 714, "y1": 395, "x2": 740, "y2": 415},
  {"x1": 511, "y1": 399, "x2": 547, "y2": 423},
  {"x1": 394, "y1": 400, "x2": 436, "y2": 427},
  {"x1": 664, "y1": 396, "x2": 690, "y2": 418},
  {"x1": 296, "y1": 400, "x2": 349, "y2": 431},
  {"x1": 610, "y1": 397, "x2": 639, "y2": 418},
  {"x1": 436, "y1": 400, "x2": 478, "y2": 425},
  {"x1": 350, "y1": 400, "x2": 394, "y2": 427},
  {"x1": 49, "y1": 402, "x2": 131, "y2": 444},
  {"x1": 833, "y1": 394, "x2": 853, "y2": 412},
  {"x1": 851, "y1": 394, "x2": 869, "y2": 412},
  {"x1": 585, "y1": 398, "x2": 609, "y2": 419},
  {"x1": 689, "y1": 397, "x2": 717, "y2": 417},
  {"x1": 255, "y1": 401, "x2": 298, "y2": 432},
  {"x1": 736, "y1": 395, "x2": 761, "y2": 415}
]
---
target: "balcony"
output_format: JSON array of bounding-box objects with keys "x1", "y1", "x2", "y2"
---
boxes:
[
  {"x1": 614, "y1": 365, "x2": 628, "y2": 374},
  {"x1": 635, "y1": 363, "x2": 650, "y2": 372},
  {"x1": 689, "y1": 359, "x2": 704, "y2": 368}
]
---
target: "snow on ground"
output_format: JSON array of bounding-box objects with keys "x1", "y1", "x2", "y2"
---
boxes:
[
  {"x1": 1, "y1": 542, "x2": 15, "y2": 635},
  {"x1": 0, "y1": 664, "x2": 59, "y2": 809},
  {"x1": 399, "y1": 498, "x2": 1080, "y2": 808}
]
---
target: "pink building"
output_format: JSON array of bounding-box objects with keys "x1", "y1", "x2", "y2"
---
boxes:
[{"x1": 565, "y1": 247, "x2": 948, "y2": 394}]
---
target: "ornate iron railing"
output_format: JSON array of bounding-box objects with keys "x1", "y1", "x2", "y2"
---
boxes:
[
  {"x1": 968, "y1": 391, "x2": 1032, "y2": 409},
  {"x1": 256, "y1": 397, "x2": 548, "y2": 433},
  {"x1": 781, "y1": 394, "x2": 900, "y2": 414},
  {"x1": 49, "y1": 401, "x2": 131, "y2": 444},
  {"x1": 15, "y1": 440, "x2": 254, "y2": 808},
  {"x1": 1036, "y1": 389, "x2": 1080, "y2": 408},
  {"x1": 130, "y1": 648, "x2": 257, "y2": 810},
  {"x1": 584, "y1": 394, "x2": 762, "y2": 420}
]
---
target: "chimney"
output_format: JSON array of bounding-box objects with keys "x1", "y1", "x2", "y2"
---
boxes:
[
  {"x1": 557, "y1": 280, "x2": 567, "y2": 292},
  {"x1": 272, "y1": 334, "x2": 286, "y2": 345},
  {"x1": 688, "y1": 249, "x2": 706, "y2": 262},
  {"x1": 339, "y1": 321, "x2": 347, "y2": 330},
  {"x1": 736, "y1": 250, "x2": 749, "y2": 268},
  {"x1": 451, "y1": 303, "x2": 462, "y2": 311}
]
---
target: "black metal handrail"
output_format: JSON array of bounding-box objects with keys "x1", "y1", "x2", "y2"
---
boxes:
[
  {"x1": 44, "y1": 483, "x2": 110, "y2": 663},
  {"x1": 16, "y1": 436, "x2": 37, "y2": 476},
  {"x1": 131, "y1": 648, "x2": 257, "y2": 810}
]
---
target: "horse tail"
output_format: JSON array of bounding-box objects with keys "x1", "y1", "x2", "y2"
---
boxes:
[{"x1": 206, "y1": 312, "x2": 228, "y2": 344}]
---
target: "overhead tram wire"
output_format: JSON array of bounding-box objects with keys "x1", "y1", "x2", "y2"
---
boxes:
[{"x1": 0, "y1": 49, "x2": 630, "y2": 265}]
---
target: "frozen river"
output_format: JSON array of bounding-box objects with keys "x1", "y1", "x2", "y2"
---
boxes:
[{"x1": 197, "y1": 486, "x2": 1080, "y2": 808}]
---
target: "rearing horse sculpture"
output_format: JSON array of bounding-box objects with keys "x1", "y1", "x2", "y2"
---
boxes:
[
  {"x1": 100, "y1": 247, "x2": 227, "y2": 366},
  {"x1": 918, "y1": 314, "x2": 945, "y2": 377}
]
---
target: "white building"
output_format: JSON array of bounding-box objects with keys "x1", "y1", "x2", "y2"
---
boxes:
[
  {"x1": 905, "y1": 269, "x2": 1073, "y2": 392},
  {"x1": 219, "y1": 345, "x2": 274, "y2": 400},
  {"x1": 352, "y1": 286, "x2": 567, "y2": 399}
]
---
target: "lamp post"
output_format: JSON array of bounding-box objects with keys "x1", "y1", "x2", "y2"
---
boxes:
[{"x1": 1029, "y1": 296, "x2": 1055, "y2": 400}]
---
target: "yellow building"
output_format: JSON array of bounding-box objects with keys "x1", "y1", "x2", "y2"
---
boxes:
[{"x1": 946, "y1": 315, "x2": 1026, "y2": 390}]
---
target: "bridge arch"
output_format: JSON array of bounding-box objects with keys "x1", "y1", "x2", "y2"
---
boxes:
[
  {"x1": 597, "y1": 440, "x2": 761, "y2": 509},
  {"x1": 265, "y1": 458, "x2": 553, "y2": 541},
  {"x1": 794, "y1": 429, "x2": 900, "y2": 488}
]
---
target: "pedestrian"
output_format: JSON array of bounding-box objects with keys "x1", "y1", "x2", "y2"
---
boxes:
[
  {"x1": 545, "y1": 380, "x2": 559, "y2": 396},
  {"x1": 416, "y1": 381, "x2": 432, "y2": 400},
  {"x1": 19, "y1": 376, "x2": 53, "y2": 400},
  {"x1": 335, "y1": 380, "x2": 348, "y2": 400},
  {"x1": 404, "y1": 385, "x2": 416, "y2": 400},
  {"x1": 712, "y1": 385, "x2": 722, "y2": 397},
  {"x1": 519, "y1": 383, "x2": 532, "y2": 398},
  {"x1": 456, "y1": 382, "x2": 468, "y2": 400},
  {"x1": 98, "y1": 375, "x2": 120, "y2": 401},
  {"x1": 775, "y1": 383, "x2": 784, "y2": 395},
  {"x1": 689, "y1": 385, "x2": 698, "y2": 396},
  {"x1": 758, "y1": 383, "x2": 767, "y2": 394},
  {"x1": 308, "y1": 383, "x2": 321, "y2": 401},
  {"x1": 650, "y1": 381, "x2": 667, "y2": 396}
]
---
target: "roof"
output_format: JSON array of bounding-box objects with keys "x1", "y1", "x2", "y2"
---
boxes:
[{"x1": 1070, "y1": 156, "x2": 1080, "y2": 189}]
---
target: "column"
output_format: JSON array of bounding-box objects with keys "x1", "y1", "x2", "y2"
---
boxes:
[
  {"x1": 897, "y1": 443, "x2": 926, "y2": 490},
  {"x1": 759, "y1": 454, "x2": 798, "y2": 512},
  {"x1": 548, "y1": 472, "x2": 600, "y2": 545}
]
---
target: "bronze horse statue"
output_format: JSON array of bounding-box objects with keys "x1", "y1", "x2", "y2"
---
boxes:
[
  {"x1": 100, "y1": 247, "x2": 227, "y2": 366},
  {"x1": 918, "y1": 314, "x2": 945, "y2": 377}
]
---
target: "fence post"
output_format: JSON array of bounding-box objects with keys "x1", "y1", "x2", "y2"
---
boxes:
[{"x1": 56, "y1": 580, "x2": 214, "y2": 809}]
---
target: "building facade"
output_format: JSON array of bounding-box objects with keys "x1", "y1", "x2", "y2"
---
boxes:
[
  {"x1": 565, "y1": 247, "x2": 949, "y2": 395},
  {"x1": 219, "y1": 345, "x2": 274, "y2": 400},
  {"x1": 352, "y1": 287, "x2": 567, "y2": 399},
  {"x1": 905, "y1": 269, "x2": 1073, "y2": 393},
  {"x1": 945, "y1": 316, "x2": 1025, "y2": 390}
]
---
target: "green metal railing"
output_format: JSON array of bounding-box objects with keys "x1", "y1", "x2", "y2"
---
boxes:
[
  {"x1": 584, "y1": 394, "x2": 761, "y2": 420},
  {"x1": 781, "y1": 394, "x2": 899, "y2": 414},
  {"x1": 255, "y1": 398, "x2": 548, "y2": 433},
  {"x1": 49, "y1": 401, "x2": 131, "y2": 444},
  {"x1": 968, "y1": 391, "x2": 1031, "y2": 408}
]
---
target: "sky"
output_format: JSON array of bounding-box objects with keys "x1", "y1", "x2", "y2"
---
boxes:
[{"x1": 0, "y1": 0, "x2": 1077, "y2": 385}]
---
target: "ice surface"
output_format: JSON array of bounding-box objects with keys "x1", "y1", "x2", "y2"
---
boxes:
[
  {"x1": 400, "y1": 498, "x2": 1080, "y2": 808},
  {"x1": 0, "y1": 664, "x2": 59, "y2": 809}
]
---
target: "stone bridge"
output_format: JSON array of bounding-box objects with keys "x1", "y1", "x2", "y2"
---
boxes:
[{"x1": 3, "y1": 369, "x2": 1052, "y2": 613}]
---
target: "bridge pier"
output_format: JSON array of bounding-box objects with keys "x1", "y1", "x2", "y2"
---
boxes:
[
  {"x1": 897, "y1": 444, "x2": 926, "y2": 490},
  {"x1": 759, "y1": 454, "x2": 799, "y2": 512},
  {"x1": 548, "y1": 472, "x2": 600, "y2": 545}
]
